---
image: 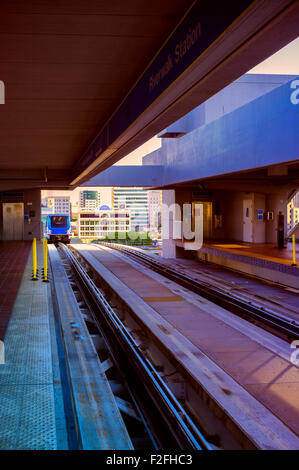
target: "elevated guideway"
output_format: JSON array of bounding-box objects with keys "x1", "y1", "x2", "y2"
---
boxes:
[
  {"x1": 70, "y1": 242, "x2": 299, "y2": 450},
  {"x1": 0, "y1": 238, "x2": 298, "y2": 450}
]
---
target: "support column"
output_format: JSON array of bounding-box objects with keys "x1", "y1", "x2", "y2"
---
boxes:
[
  {"x1": 161, "y1": 190, "x2": 177, "y2": 259},
  {"x1": 23, "y1": 189, "x2": 42, "y2": 241}
]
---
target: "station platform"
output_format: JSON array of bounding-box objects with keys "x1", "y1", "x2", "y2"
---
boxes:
[
  {"x1": 0, "y1": 241, "x2": 132, "y2": 450},
  {"x1": 193, "y1": 241, "x2": 299, "y2": 289},
  {"x1": 0, "y1": 242, "x2": 31, "y2": 340},
  {"x1": 73, "y1": 243, "x2": 299, "y2": 450},
  {"x1": 0, "y1": 241, "x2": 64, "y2": 449}
]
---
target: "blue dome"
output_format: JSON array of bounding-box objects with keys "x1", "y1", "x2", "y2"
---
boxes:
[{"x1": 100, "y1": 205, "x2": 111, "y2": 210}]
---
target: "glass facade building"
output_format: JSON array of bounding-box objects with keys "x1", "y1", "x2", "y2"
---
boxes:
[
  {"x1": 113, "y1": 188, "x2": 149, "y2": 231},
  {"x1": 80, "y1": 190, "x2": 100, "y2": 211}
]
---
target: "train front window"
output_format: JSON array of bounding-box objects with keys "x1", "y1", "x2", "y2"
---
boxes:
[{"x1": 50, "y1": 216, "x2": 68, "y2": 228}]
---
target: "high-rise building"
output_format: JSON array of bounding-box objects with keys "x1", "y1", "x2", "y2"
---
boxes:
[
  {"x1": 80, "y1": 190, "x2": 100, "y2": 211},
  {"x1": 55, "y1": 197, "x2": 71, "y2": 215},
  {"x1": 47, "y1": 196, "x2": 71, "y2": 215},
  {"x1": 113, "y1": 188, "x2": 149, "y2": 231},
  {"x1": 148, "y1": 190, "x2": 161, "y2": 231}
]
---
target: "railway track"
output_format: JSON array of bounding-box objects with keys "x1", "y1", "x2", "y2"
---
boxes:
[
  {"x1": 97, "y1": 242, "x2": 299, "y2": 342},
  {"x1": 49, "y1": 242, "x2": 299, "y2": 450},
  {"x1": 56, "y1": 243, "x2": 213, "y2": 450}
]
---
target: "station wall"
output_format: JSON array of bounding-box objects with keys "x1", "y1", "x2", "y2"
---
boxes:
[
  {"x1": 161, "y1": 188, "x2": 290, "y2": 258},
  {"x1": 157, "y1": 74, "x2": 296, "y2": 138},
  {"x1": 265, "y1": 191, "x2": 289, "y2": 244},
  {"x1": 0, "y1": 189, "x2": 42, "y2": 241},
  {"x1": 161, "y1": 190, "x2": 176, "y2": 258},
  {"x1": 23, "y1": 190, "x2": 42, "y2": 241},
  {"x1": 143, "y1": 74, "x2": 299, "y2": 187},
  {"x1": 224, "y1": 192, "x2": 244, "y2": 242}
]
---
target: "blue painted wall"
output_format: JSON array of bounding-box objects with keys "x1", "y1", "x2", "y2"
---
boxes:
[
  {"x1": 84, "y1": 74, "x2": 299, "y2": 189},
  {"x1": 156, "y1": 74, "x2": 297, "y2": 137},
  {"x1": 145, "y1": 75, "x2": 299, "y2": 186}
]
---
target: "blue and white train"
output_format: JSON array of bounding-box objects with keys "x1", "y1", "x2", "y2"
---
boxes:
[{"x1": 45, "y1": 214, "x2": 72, "y2": 244}]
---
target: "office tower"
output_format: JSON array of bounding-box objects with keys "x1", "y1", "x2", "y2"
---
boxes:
[{"x1": 113, "y1": 188, "x2": 149, "y2": 231}]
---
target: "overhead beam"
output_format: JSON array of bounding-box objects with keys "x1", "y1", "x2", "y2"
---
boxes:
[
  {"x1": 0, "y1": 168, "x2": 70, "y2": 191},
  {"x1": 83, "y1": 165, "x2": 164, "y2": 187}
]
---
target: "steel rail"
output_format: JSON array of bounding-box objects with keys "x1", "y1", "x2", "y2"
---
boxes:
[
  {"x1": 98, "y1": 242, "x2": 299, "y2": 342},
  {"x1": 58, "y1": 243, "x2": 213, "y2": 450}
]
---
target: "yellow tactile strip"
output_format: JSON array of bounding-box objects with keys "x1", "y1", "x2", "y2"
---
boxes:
[{"x1": 209, "y1": 243, "x2": 297, "y2": 267}]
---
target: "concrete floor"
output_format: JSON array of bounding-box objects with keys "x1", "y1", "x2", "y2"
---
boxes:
[{"x1": 0, "y1": 242, "x2": 31, "y2": 340}]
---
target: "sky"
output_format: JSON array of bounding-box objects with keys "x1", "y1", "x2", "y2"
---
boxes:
[
  {"x1": 114, "y1": 136, "x2": 161, "y2": 166},
  {"x1": 249, "y1": 37, "x2": 299, "y2": 74}
]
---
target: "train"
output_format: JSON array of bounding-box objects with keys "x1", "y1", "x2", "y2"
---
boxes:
[{"x1": 45, "y1": 214, "x2": 72, "y2": 244}]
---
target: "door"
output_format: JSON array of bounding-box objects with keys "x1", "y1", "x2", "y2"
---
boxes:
[
  {"x1": 2, "y1": 203, "x2": 24, "y2": 240},
  {"x1": 192, "y1": 201, "x2": 212, "y2": 241},
  {"x1": 243, "y1": 199, "x2": 253, "y2": 243}
]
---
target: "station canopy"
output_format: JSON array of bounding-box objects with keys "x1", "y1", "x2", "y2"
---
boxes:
[{"x1": 0, "y1": 0, "x2": 297, "y2": 191}]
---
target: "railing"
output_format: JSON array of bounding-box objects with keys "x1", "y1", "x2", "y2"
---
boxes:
[
  {"x1": 32, "y1": 237, "x2": 38, "y2": 281},
  {"x1": 42, "y1": 237, "x2": 48, "y2": 282}
]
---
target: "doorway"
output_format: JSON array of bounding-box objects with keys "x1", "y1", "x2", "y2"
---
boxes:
[
  {"x1": 192, "y1": 201, "x2": 212, "y2": 241},
  {"x1": 2, "y1": 203, "x2": 24, "y2": 240},
  {"x1": 243, "y1": 199, "x2": 253, "y2": 243}
]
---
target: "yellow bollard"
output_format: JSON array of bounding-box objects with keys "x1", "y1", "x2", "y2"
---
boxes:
[
  {"x1": 292, "y1": 234, "x2": 297, "y2": 266},
  {"x1": 43, "y1": 237, "x2": 48, "y2": 282},
  {"x1": 32, "y1": 237, "x2": 38, "y2": 280}
]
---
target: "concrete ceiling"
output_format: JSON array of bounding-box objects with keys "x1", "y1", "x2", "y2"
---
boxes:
[
  {"x1": 0, "y1": 0, "x2": 298, "y2": 191},
  {"x1": 0, "y1": 0, "x2": 192, "y2": 186}
]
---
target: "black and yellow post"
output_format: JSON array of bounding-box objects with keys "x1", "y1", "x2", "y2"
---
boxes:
[
  {"x1": 42, "y1": 237, "x2": 49, "y2": 282},
  {"x1": 32, "y1": 237, "x2": 38, "y2": 280}
]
